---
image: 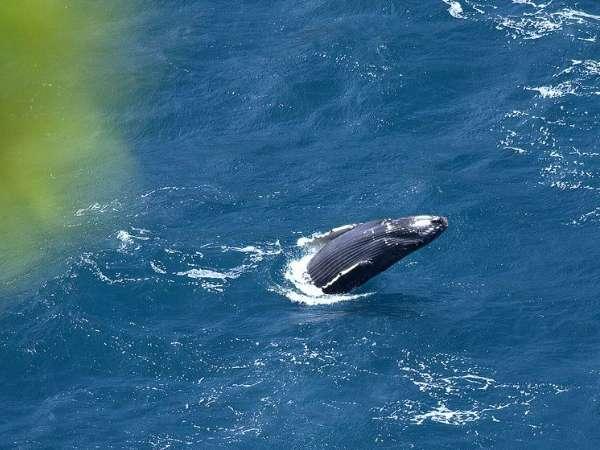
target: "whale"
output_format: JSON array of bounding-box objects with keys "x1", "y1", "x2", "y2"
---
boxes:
[{"x1": 306, "y1": 215, "x2": 448, "y2": 294}]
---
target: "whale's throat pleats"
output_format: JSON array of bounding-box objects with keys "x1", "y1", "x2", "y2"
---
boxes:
[{"x1": 308, "y1": 234, "x2": 404, "y2": 293}]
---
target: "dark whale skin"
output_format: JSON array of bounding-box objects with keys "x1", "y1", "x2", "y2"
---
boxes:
[{"x1": 307, "y1": 216, "x2": 447, "y2": 294}]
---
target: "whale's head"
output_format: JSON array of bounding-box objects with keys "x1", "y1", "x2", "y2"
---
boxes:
[{"x1": 380, "y1": 215, "x2": 448, "y2": 254}]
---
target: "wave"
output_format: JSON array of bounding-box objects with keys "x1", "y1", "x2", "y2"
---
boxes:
[
  {"x1": 70, "y1": 185, "x2": 287, "y2": 292},
  {"x1": 497, "y1": 52, "x2": 600, "y2": 225},
  {"x1": 525, "y1": 59, "x2": 600, "y2": 99},
  {"x1": 80, "y1": 237, "x2": 283, "y2": 293},
  {"x1": 442, "y1": 0, "x2": 465, "y2": 19},
  {"x1": 80, "y1": 220, "x2": 372, "y2": 304},
  {"x1": 441, "y1": 1, "x2": 600, "y2": 42},
  {"x1": 371, "y1": 350, "x2": 568, "y2": 427}
]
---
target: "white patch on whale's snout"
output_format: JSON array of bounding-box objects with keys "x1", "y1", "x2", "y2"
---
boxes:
[
  {"x1": 411, "y1": 215, "x2": 438, "y2": 229},
  {"x1": 410, "y1": 215, "x2": 448, "y2": 237}
]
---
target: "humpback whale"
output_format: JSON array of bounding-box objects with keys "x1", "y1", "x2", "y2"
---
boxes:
[{"x1": 307, "y1": 216, "x2": 448, "y2": 294}]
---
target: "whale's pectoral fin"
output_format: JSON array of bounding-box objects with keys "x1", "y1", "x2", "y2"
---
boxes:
[
  {"x1": 321, "y1": 259, "x2": 374, "y2": 294},
  {"x1": 319, "y1": 224, "x2": 360, "y2": 242},
  {"x1": 299, "y1": 223, "x2": 360, "y2": 248}
]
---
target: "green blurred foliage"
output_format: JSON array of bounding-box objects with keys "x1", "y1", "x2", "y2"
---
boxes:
[{"x1": 0, "y1": 1, "x2": 133, "y2": 287}]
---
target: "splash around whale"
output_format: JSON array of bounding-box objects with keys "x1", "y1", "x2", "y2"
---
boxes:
[{"x1": 303, "y1": 215, "x2": 448, "y2": 295}]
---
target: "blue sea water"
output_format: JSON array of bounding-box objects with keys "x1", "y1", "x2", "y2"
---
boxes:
[{"x1": 3, "y1": 0, "x2": 600, "y2": 447}]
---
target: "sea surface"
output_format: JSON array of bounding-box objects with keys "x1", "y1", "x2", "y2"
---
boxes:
[{"x1": 2, "y1": 0, "x2": 600, "y2": 448}]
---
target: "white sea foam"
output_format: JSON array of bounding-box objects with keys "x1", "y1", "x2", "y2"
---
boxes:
[
  {"x1": 116, "y1": 229, "x2": 150, "y2": 252},
  {"x1": 141, "y1": 185, "x2": 194, "y2": 198},
  {"x1": 276, "y1": 237, "x2": 371, "y2": 306},
  {"x1": 170, "y1": 241, "x2": 281, "y2": 292},
  {"x1": 116, "y1": 230, "x2": 134, "y2": 247},
  {"x1": 496, "y1": 15, "x2": 561, "y2": 40},
  {"x1": 439, "y1": 0, "x2": 600, "y2": 42},
  {"x1": 177, "y1": 268, "x2": 234, "y2": 280},
  {"x1": 372, "y1": 351, "x2": 568, "y2": 427},
  {"x1": 412, "y1": 403, "x2": 481, "y2": 425},
  {"x1": 150, "y1": 260, "x2": 167, "y2": 274},
  {"x1": 80, "y1": 253, "x2": 150, "y2": 285},
  {"x1": 525, "y1": 83, "x2": 576, "y2": 98},
  {"x1": 500, "y1": 53, "x2": 600, "y2": 221},
  {"x1": 555, "y1": 9, "x2": 600, "y2": 23},
  {"x1": 221, "y1": 241, "x2": 282, "y2": 262},
  {"x1": 476, "y1": 3, "x2": 600, "y2": 41},
  {"x1": 578, "y1": 36, "x2": 597, "y2": 43},
  {"x1": 174, "y1": 263, "x2": 243, "y2": 293},
  {"x1": 442, "y1": 0, "x2": 465, "y2": 19},
  {"x1": 512, "y1": 0, "x2": 546, "y2": 7},
  {"x1": 74, "y1": 200, "x2": 121, "y2": 217},
  {"x1": 571, "y1": 207, "x2": 600, "y2": 225}
]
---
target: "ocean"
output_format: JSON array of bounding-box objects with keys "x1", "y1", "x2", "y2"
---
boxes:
[{"x1": 2, "y1": 0, "x2": 600, "y2": 447}]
